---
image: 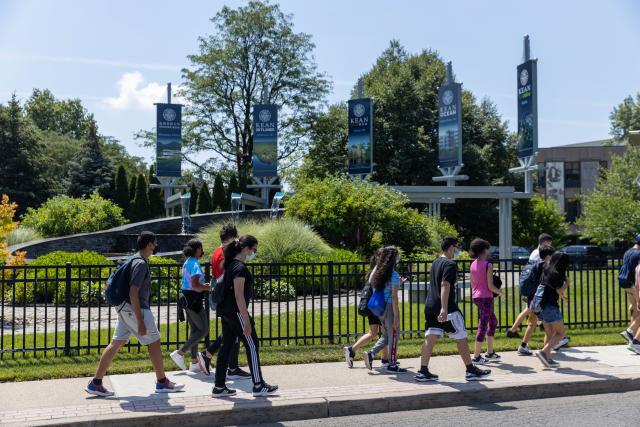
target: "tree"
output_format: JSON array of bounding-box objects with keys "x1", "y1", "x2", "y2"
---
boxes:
[
  {"x1": 513, "y1": 195, "x2": 569, "y2": 249},
  {"x1": 130, "y1": 174, "x2": 151, "y2": 222},
  {"x1": 227, "y1": 175, "x2": 239, "y2": 209},
  {"x1": 24, "y1": 89, "x2": 96, "y2": 139},
  {"x1": 197, "y1": 182, "x2": 213, "y2": 213},
  {"x1": 188, "y1": 182, "x2": 199, "y2": 214},
  {"x1": 179, "y1": 1, "x2": 330, "y2": 184},
  {"x1": 0, "y1": 95, "x2": 50, "y2": 215},
  {"x1": 148, "y1": 165, "x2": 164, "y2": 218},
  {"x1": 212, "y1": 174, "x2": 227, "y2": 211},
  {"x1": 128, "y1": 175, "x2": 137, "y2": 205},
  {"x1": 609, "y1": 93, "x2": 640, "y2": 141},
  {"x1": 67, "y1": 121, "x2": 114, "y2": 199},
  {"x1": 113, "y1": 165, "x2": 130, "y2": 218},
  {"x1": 578, "y1": 148, "x2": 640, "y2": 244}
]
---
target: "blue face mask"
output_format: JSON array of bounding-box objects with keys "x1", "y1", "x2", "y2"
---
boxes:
[
  {"x1": 454, "y1": 249, "x2": 461, "y2": 258},
  {"x1": 246, "y1": 251, "x2": 256, "y2": 261}
]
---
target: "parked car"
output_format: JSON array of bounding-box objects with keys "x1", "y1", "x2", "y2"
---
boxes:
[
  {"x1": 489, "y1": 246, "x2": 530, "y2": 265},
  {"x1": 560, "y1": 245, "x2": 607, "y2": 267}
]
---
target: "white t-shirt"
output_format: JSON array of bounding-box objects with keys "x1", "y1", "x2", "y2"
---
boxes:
[{"x1": 529, "y1": 249, "x2": 540, "y2": 263}]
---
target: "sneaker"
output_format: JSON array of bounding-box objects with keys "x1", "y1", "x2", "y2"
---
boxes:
[
  {"x1": 628, "y1": 341, "x2": 640, "y2": 355},
  {"x1": 484, "y1": 352, "x2": 501, "y2": 362},
  {"x1": 386, "y1": 364, "x2": 407, "y2": 373},
  {"x1": 506, "y1": 330, "x2": 520, "y2": 338},
  {"x1": 156, "y1": 379, "x2": 185, "y2": 393},
  {"x1": 547, "y1": 358, "x2": 560, "y2": 368},
  {"x1": 170, "y1": 350, "x2": 186, "y2": 370},
  {"x1": 414, "y1": 368, "x2": 439, "y2": 382},
  {"x1": 465, "y1": 365, "x2": 491, "y2": 381},
  {"x1": 536, "y1": 351, "x2": 552, "y2": 368},
  {"x1": 85, "y1": 381, "x2": 114, "y2": 397},
  {"x1": 253, "y1": 382, "x2": 279, "y2": 397},
  {"x1": 553, "y1": 336, "x2": 570, "y2": 351},
  {"x1": 621, "y1": 330, "x2": 634, "y2": 343},
  {"x1": 472, "y1": 356, "x2": 489, "y2": 365},
  {"x1": 343, "y1": 346, "x2": 354, "y2": 368},
  {"x1": 363, "y1": 351, "x2": 373, "y2": 370},
  {"x1": 189, "y1": 362, "x2": 201, "y2": 373},
  {"x1": 381, "y1": 358, "x2": 390, "y2": 367},
  {"x1": 518, "y1": 344, "x2": 533, "y2": 356},
  {"x1": 212, "y1": 386, "x2": 237, "y2": 396},
  {"x1": 197, "y1": 351, "x2": 211, "y2": 376},
  {"x1": 228, "y1": 367, "x2": 252, "y2": 380}
]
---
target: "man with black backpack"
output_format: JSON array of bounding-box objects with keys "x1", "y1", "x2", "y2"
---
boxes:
[
  {"x1": 618, "y1": 234, "x2": 640, "y2": 343},
  {"x1": 85, "y1": 231, "x2": 184, "y2": 397}
]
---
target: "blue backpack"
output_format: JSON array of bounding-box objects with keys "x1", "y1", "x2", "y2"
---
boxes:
[
  {"x1": 367, "y1": 288, "x2": 386, "y2": 317},
  {"x1": 105, "y1": 255, "x2": 144, "y2": 306},
  {"x1": 519, "y1": 261, "x2": 543, "y2": 298}
]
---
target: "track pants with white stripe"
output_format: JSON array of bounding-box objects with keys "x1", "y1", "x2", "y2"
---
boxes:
[{"x1": 214, "y1": 313, "x2": 263, "y2": 387}]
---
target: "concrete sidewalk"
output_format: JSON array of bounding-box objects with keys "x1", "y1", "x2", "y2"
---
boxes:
[{"x1": 1, "y1": 345, "x2": 639, "y2": 426}]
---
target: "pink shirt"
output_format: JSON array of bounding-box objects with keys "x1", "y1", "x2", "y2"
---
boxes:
[{"x1": 470, "y1": 259, "x2": 493, "y2": 299}]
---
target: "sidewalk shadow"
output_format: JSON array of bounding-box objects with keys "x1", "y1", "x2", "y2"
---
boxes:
[
  {"x1": 553, "y1": 366, "x2": 618, "y2": 381},
  {"x1": 491, "y1": 362, "x2": 536, "y2": 375}
]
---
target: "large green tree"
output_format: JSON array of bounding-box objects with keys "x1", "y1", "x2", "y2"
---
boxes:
[
  {"x1": 197, "y1": 182, "x2": 213, "y2": 213},
  {"x1": 67, "y1": 121, "x2": 114, "y2": 199},
  {"x1": 113, "y1": 165, "x2": 130, "y2": 218},
  {"x1": 147, "y1": 165, "x2": 164, "y2": 218},
  {"x1": 130, "y1": 174, "x2": 151, "y2": 222},
  {"x1": 513, "y1": 194, "x2": 569, "y2": 249},
  {"x1": 188, "y1": 182, "x2": 199, "y2": 214},
  {"x1": 24, "y1": 89, "x2": 96, "y2": 139},
  {"x1": 212, "y1": 174, "x2": 227, "y2": 211},
  {"x1": 609, "y1": 93, "x2": 640, "y2": 141}
]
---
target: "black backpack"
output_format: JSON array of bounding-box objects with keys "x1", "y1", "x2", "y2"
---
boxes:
[
  {"x1": 209, "y1": 274, "x2": 226, "y2": 311},
  {"x1": 105, "y1": 255, "x2": 145, "y2": 306},
  {"x1": 519, "y1": 261, "x2": 543, "y2": 298}
]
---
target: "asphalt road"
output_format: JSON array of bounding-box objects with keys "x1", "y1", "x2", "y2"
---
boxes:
[{"x1": 244, "y1": 390, "x2": 640, "y2": 427}]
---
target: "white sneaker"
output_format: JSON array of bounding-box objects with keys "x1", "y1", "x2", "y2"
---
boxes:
[
  {"x1": 170, "y1": 350, "x2": 186, "y2": 370},
  {"x1": 553, "y1": 336, "x2": 570, "y2": 351},
  {"x1": 343, "y1": 347, "x2": 354, "y2": 368},
  {"x1": 628, "y1": 342, "x2": 640, "y2": 355},
  {"x1": 518, "y1": 344, "x2": 533, "y2": 356},
  {"x1": 189, "y1": 362, "x2": 201, "y2": 372}
]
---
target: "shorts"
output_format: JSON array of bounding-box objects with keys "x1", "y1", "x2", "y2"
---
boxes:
[
  {"x1": 425, "y1": 311, "x2": 468, "y2": 340},
  {"x1": 368, "y1": 314, "x2": 381, "y2": 326},
  {"x1": 624, "y1": 287, "x2": 638, "y2": 301},
  {"x1": 541, "y1": 305, "x2": 563, "y2": 324},
  {"x1": 113, "y1": 303, "x2": 161, "y2": 345}
]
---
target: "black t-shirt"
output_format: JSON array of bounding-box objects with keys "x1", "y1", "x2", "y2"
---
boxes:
[
  {"x1": 622, "y1": 247, "x2": 640, "y2": 286},
  {"x1": 219, "y1": 259, "x2": 254, "y2": 315},
  {"x1": 541, "y1": 269, "x2": 565, "y2": 308},
  {"x1": 425, "y1": 257, "x2": 460, "y2": 315}
]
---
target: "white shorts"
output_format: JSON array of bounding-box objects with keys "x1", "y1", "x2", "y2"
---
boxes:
[
  {"x1": 425, "y1": 311, "x2": 468, "y2": 340},
  {"x1": 113, "y1": 303, "x2": 161, "y2": 345}
]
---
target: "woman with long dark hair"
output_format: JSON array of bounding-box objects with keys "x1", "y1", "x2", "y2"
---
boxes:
[
  {"x1": 363, "y1": 246, "x2": 407, "y2": 373},
  {"x1": 536, "y1": 252, "x2": 570, "y2": 368},
  {"x1": 212, "y1": 235, "x2": 278, "y2": 397}
]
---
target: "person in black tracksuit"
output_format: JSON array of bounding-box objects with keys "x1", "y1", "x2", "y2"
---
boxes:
[{"x1": 212, "y1": 235, "x2": 278, "y2": 397}]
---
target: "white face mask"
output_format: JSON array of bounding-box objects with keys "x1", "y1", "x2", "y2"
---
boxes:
[{"x1": 246, "y1": 251, "x2": 256, "y2": 261}]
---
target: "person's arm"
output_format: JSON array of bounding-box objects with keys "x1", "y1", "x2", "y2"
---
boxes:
[
  {"x1": 438, "y1": 280, "x2": 450, "y2": 322},
  {"x1": 129, "y1": 285, "x2": 146, "y2": 336},
  {"x1": 487, "y1": 263, "x2": 501, "y2": 295},
  {"x1": 234, "y1": 277, "x2": 252, "y2": 336},
  {"x1": 190, "y1": 275, "x2": 209, "y2": 291}
]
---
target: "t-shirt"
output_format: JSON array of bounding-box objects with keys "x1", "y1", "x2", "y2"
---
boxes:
[
  {"x1": 181, "y1": 257, "x2": 204, "y2": 291},
  {"x1": 212, "y1": 246, "x2": 225, "y2": 279},
  {"x1": 636, "y1": 264, "x2": 640, "y2": 289},
  {"x1": 383, "y1": 270, "x2": 401, "y2": 304},
  {"x1": 130, "y1": 255, "x2": 151, "y2": 309},
  {"x1": 529, "y1": 249, "x2": 540, "y2": 263},
  {"x1": 425, "y1": 256, "x2": 459, "y2": 315},
  {"x1": 219, "y1": 259, "x2": 254, "y2": 315},
  {"x1": 470, "y1": 259, "x2": 492, "y2": 299},
  {"x1": 622, "y1": 247, "x2": 640, "y2": 286},
  {"x1": 540, "y1": 268, "x2": 565, "y2": 308}
]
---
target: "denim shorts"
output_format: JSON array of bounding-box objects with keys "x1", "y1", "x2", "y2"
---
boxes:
[{"x1": 541, "y1": 305, "x2": 563, "y2": 324}]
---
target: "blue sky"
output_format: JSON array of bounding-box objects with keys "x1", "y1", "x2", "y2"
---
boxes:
[{"x1": 1, "y1": 0, "x2": 639, "y2": 166}]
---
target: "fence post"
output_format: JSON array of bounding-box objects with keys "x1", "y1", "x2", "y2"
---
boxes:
[
  {"x1": 327, "y1": 261, "x2": 334, "y2": 344},
  {"x1": 204, "y1": 262, "x2": 211, "y2": 348},
  {"x1": 64, "y1": 262, "x2": 72, "y2": 356}
]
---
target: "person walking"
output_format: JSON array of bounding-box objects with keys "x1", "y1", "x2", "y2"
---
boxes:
[
  {"x1": 212, "y1": 235, "x2": 278, "y2": 397},
  {"x1": 343, "y1": 249, "x2": 391, "y2": 368},
  {"x1": 85, "y1": 231, "x2": 184, "y2": 396},
  {"x1": 536, "y1": 252, "x2": 570, "y2": 368},
  {"x1": 469, "y1": 239, "x2": 502, "y2": 364},
  {"x1": 618, "y1": 234, "x2": 640, "y2": 343},
  {"x1": 363, "y1": 246, "x2": 407, "y2": 373},
  {"x1": 628, "y1": 260, "x2": 640, "y2": 354},
  {"x1": 415, "y1": 236, "x2": 491, "y2": 382}
]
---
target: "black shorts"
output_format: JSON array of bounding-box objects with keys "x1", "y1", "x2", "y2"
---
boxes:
[
  {"x1": 526, "y1": 295, "x2": 534, "y2": 306},
  {"x1": 424, "y1": 311, "x2": 467, "y2": 340},
  {"x1": 368, "y1": 314, "x2": 381, "y2": 326}
]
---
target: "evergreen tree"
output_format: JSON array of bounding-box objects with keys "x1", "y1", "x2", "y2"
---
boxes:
[
  {"x1": 113, "y1": 165, "x2": 130, "y2": 217},
  {"x1": 188, "y1": 182, "x2": 198, "y2": 215},
  {"x1": 130, "y1": 174, "x2": 151, "y2": 222},
  {"x1": 212, "y1": 174, "x2": 227, "y2": 211},
  {"x1": 147, "y1": 165, "x2": 164, "y2": 218},
  {"x1": 128, "y1": 176, "x2": 136, "y2": 203},
  {"x1": 67, "y1": 119, "x2": 114, "y2": 198},
  {"x1": 197, "y1": 182, "x2": 213, "y2": 213},
  {"x1": 227, "y1": 175, "x2": 239, "y2": 209}
]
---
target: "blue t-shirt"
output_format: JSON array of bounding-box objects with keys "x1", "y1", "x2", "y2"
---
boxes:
[
  {"x1": 182, "y1": 257, "x2": 204, "y2": 291},
  {"x1": 383, "y1": 270, "x2": 401, "y2": 304}
]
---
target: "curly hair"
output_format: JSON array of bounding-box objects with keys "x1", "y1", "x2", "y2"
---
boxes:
[{"x1": 371, "y1": 246, "x2": 398, "y2": 290}]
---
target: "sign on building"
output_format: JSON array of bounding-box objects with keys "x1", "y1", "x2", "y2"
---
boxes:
[
  {"x1": 438, "y1": 83, "x2": 463, "y2": 168},
  {"x1": 347, "y1": 98, "x2": 373, "y2": 175},
  {"x1": 517, "y1": 59, "x2": 538, "y2": 158},
  {"x1": 546, "y1": 161, "x2": 565, "y2": 211},
  {"x1": 252, "y1": 104, "x2": 278, "y2": 178},
  {"x1": 156, "y1": 103, "x2": 182, "y2": 177}
]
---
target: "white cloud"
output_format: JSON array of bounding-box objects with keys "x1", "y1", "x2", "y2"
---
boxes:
[{"x1": 103, "y1": 72, "x2": 183, "y2": 110}]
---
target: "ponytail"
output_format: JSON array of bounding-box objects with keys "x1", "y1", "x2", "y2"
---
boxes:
[
  {"x1": 223, "y1": 234, "x2": 258, "y2": 268},
  {"x1": 182, "y1": 238, "x2": 203, "y2": 258}
]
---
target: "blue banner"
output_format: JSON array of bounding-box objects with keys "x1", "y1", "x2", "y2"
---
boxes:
[
  {"x1": 517, "y1": 59, "x2": 538, "y2": 158},
  {"x1": 252, "y1": 104, "x2": 278, "y2": 177},
  {"x1": 156, "y1": 103, "x2": 182, "y2": 177},
  {"x1": 347, "y1": 98, "x2": 373, "y2": 175},
  {"x1": 438, "y1": 83, "x2": 463, "y2": 168}
]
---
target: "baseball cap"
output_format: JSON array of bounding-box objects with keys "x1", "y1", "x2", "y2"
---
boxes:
[{"x1": 636, "y1": 234, "x2": 640, "y2": 244}]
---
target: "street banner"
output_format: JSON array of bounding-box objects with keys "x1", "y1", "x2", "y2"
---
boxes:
[
  {"x1": 347, "y1": 98, "x2": 373, "y2": 175},
  {"x1": 252, "y1": 104, "x2": 278, "y2": 177},
  {"x1": 546, "y1": 161, "x2": 565, "y2": 211},
  {"x1": 517, "y1": 59, "x2": 538, "y2": 158},
  {"x1": 438, "y1": 83, "x2": 463, "y2": 168},
  {"x1": 156, "y1": 103, "x2": 182, "y2": 177}
]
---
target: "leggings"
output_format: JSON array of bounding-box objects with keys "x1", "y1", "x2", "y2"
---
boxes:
[
  {"x1": 180, "y1": 308, "x2": 240, "y2": 368},
  {"x1": 370, "y1": 304, "x2": 397, "y2": 363},
  {"x1": 215, "y1": 313, "x2": 264, "y2": 387},
  {"x1": 474, "y1": 298, "x2": 497, "y2": 342}
]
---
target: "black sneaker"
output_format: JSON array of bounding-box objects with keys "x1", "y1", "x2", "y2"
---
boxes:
[
  {"x1": 197, "y1": 351, "x2": 211, "y2": 376},
  {"x1": 465, "y1": 365, "x2": 491, "y2": 381},
  {"x1": 621, "y1": 330, "x2": 634, "y2": 343},
  {"x1": 414, "y1": 368, "x2": 439, "y2": 382},
  {"x1": 253, "y1": 382, "x2": 279, "y2": 397},
  {"x1": 227, "y1": 367, "x2": 252, "y2": 380},
  {"x1": 344, "y1": 346, "x2": 354, "y2": 368},
  {"x1": 212, "y1": 386, "x2": 236, "y2": 397},
  {"x1": 363, "y1": 351, "x2": 373, "y2": 370},
  {"x1": 484, "y1": 352, "x2": 502, "y2": 362},
  {"x1": 506, "y1": 330, "x2": 520, "y2": 338},
  {"x1": 472, "y1": 356, "x2": 489, "y2": 365},
  {"x1": 386, "y1": 364, "x2": 407, "y2": 373}
]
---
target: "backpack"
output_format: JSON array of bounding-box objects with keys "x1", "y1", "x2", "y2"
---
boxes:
[
  {"x1": 209, "y1": 273, "x2": 226, "y2": 311},
  {"x1": 105, "y1": 255, "x2": 145, "y2": 306},
  {"x1": 530, "y1": 282, "x2": 546, "y2": 315},
  {"x1": 358, "y1": 282, "x2": 373, "y2": 316},
  {"x1": 367, "y1": 288, "x2": 386, "y2": 317},
  {"x1": 519, "y1": 261, "x2": 543, "y2": 298}
]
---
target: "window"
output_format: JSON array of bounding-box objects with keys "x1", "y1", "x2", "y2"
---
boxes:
[
  {"x1": 565, "y1": 161, "x2": 580, "y2": 188},
  {"x1": 566, "y1": 198, "x2": 580, "y2": 223},
  {"x1": 537, "y1": 163, "x2": 546, "y2": 189}
]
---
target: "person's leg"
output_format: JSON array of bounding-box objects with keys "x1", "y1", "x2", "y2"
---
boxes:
[
  {"x1": 626, "y1": 289, "x2": 640, "y2": 334},
  {"x1": 523, "y1": 312, "x2": 538, "y2": 344},
  {"x1": 214, "y1": 317, "x2": 237, "y2": 388},
  {"x1": 487, "y1": 306, "x2": 498, "y2": 354},
  {"x1": 474, "y1": 299, "x2": 489, "y2": 358},
  {"x1": 179, "y1": 309, "x2": 207, "y2": 362},
  {"x1": 384, "y1": 308, "x2": 398, "y2": 364},
  {"x1": 456, "y1": 338, "x2": 473, "y2": 366},
  {"x1": 236, "y1": 314, "x2": 264, "y2": 385},
  {"x1": 205, "y1": 335, "x2": 223, "y2": 357},
  {"x1": 542, "y1": 322, "x2": 563, "y2": 359},
  {"x1": 94, "y1": 339, "x2": 127, "y2": 379},
  {"x1": 420, "y1": 333, "x2": 440, "y2": 367},
  {"x1": 510, "y1": 306, "x2": 529, "y2": 333},
  {"x1": 148, "y1": 339, "x2": 167, "y2": 381},
  {"x1": 228, "y1": 338, "x2": 241, "y2": 370},
  {"x1": 370, "y1": 313, "x2": 390, "y2": 359},
  {"x1": 352, "y1": 324, "x2": 379, "y2": 351}
]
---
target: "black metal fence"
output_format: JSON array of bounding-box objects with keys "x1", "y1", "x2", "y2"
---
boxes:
[{"x1": 0, "y1": 258, "x2": 629, "y2": 358}]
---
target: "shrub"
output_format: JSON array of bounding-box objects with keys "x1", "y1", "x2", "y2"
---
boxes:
[
  {"x1": 5, "y1": 226, "x2": 42, "y2": 246},
  {"x1": 200, "y1": 217, "x2": 330, "y2": 262},
  {"x1": 22, "y1": 192, "x2": 126, "y2": 237},
  {"x1": 147, "y1": 256, "x2": 180, "y2": 303},
  {"x1": 254, "y1": 279, "x2": 296, "y2": 301}
]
